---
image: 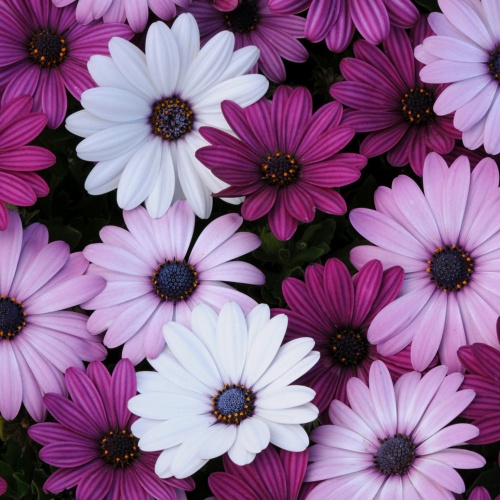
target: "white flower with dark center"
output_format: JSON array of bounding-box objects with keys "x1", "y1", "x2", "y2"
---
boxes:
[
  {"x1": 128, "y1": 302, "x2": 319, "y2": 478},
  {"x1": 66, "y1": 13, "x2": 268, "y2": 219}
]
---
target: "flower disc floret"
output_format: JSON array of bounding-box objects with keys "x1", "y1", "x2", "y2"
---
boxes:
[
  {"x1": 261, "y1": 152, "x2": 300, "y2": 187},
  {"x1": 212, "y1": 384, "x2": 256, "y2": 424},
  {"x1": 100, "y1": 429, "x2": 139, "y2": 468},
  {"x1": 0, "y1": 297, "x2": 26, "y2": 339},
  {"x1": 330, "y1": 328, "x2": 369, "y2": 367},
  {"x1": 374, "y1": 434, "x2": 416, "y2": 476},
  {"x1": 28, "y1": 30, "x2": 67, "y2": 67},
  {"x1": 153, "y1": 260, "x2": 198, "y2": 302},
  {"x1": 225, "y1": 0, "x2": 259, "y2": 32},
  {"x1": 401, "y1": 87, "x2": 435, "y2": 125},
  {"x1": 150, "y1": 97, "x2": 194, "y2": 141},
  {"x1": 427, "y1": 245, "x2": 473, "y2": 291}
]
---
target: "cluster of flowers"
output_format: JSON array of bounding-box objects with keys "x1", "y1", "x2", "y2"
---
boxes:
[{"x1": 0, "y1": 0, "x2": 499, "y2": 498}]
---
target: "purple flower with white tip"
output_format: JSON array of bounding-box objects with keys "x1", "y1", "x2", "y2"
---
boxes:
[
  {"x1": 82, "y1": 201, "x2": 264, "y2": 365},
  {"x1": 0, "y1": 210, "x2": 106, "y2": 422},
  {"x1": 305, "y1": 360, "x2": 486, "y2": 499},
  {"x1": 28, "y1": 359, "x2": 195, "y2": 499}
]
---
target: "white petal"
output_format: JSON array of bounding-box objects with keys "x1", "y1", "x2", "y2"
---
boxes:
[
  {"x1": 236, "y1": 417, "x2": 270, "y2": 454},
  {"x1": 171, "y1": 13, "x2": 200, "y2": 92},
  {"x1": 256, "y1": 385, "x2": 316, "y2": 410},
  {"x1": 65, "y1": 109, "x2": 117, "y2": 138},
  {"x1": 256, "y1": 403, "x2": 318, "y2": 424},
  {"x1": 195, "y1": 423, "x2": 236, "y2": 459}
]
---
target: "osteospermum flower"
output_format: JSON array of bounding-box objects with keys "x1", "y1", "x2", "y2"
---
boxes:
[
  {"x1": 82, "y1": 201, "x2": 264, "y2": 364},
  {"x1": 28, "y1": 359, "x2": 195, "y2": 499},
  {"x1": 415, "y1": 0, "x2": 500, "y2": 154},
  {"x1": 128, "y1": 302, "x2": 319, "y2": 478},
  {"x1": 66, "y1": 14, "x2": 268, "y2": 219},
  {"x1": 196, "y1": 86, "x2": 366, "y2": 240},
  {"x1": 305, "y1": 360, "x2": 486, "y2": 499},
  {"x1": 273, "y1": 258, "x2": 417, "y2": 413},
  {"x1": 185, "y1": 0, "x2": 308, "y2": 83},
  {"x1": 52, "y1": 0, "x2": 189, "y2": 31},
  {"x1": 331, "y1": 20, "x2": 460, "y2": 176},
  {"x1": 0, "y1": 210, "x2": 106, "y2": 422},
  {"x1": 0, "y1": 0, "x2": 133, "y2": 128},
  {"x1": 350, "y1": 153, "x2": 500, "y2": 372},
  {"x1": 0, "y1": 96, "x2": 56, "y2": 230},
  {"x1": 209, "y1": 446, "x2": 311, "y2": 499}
]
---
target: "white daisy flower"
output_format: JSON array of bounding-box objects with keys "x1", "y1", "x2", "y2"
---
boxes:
[
  {"x1": 128, "y1": 301, "x2": 319, "y2": 478},
  {"x1": 66, "y1": 13, "x2": 269, "y2": 219}
]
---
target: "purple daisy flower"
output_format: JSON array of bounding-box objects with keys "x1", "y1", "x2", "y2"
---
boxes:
[
  {"x1": 330, "y1": 18, "x2": 460, "y2": 177},
  {"x1": 0, "y1": 0, "x2": 133, "y2": 128},
  {"x1": 0, "y1": 95, "x2": 55, "y2": 230},
  {"x1": 350, "y1": 152, "x2": 500, "y2": 373},
  {"x1": 28, "y1": 359, "x2": 195, "y2": 499},
  {"x1": 196, "y1": 86, "x2": 366, "y2": 241},
  {"x1": 458, "y1": 318, "x2": 500, "y2": 463},
  {"x1": 184, "y1": 0, "x2": 308, "y2": 82},
  {"x1": 0, "y1": 210, "x2": 106, "y2": 422},
  {"x1": 415, "y1": 0, "x2": 500, "y2": 155},
  {"x1": 273, "y1": 258, "x2": 418, "y2": 414},
  {"x1": 82, "y1": 201, "x2": 264, "y2": 364},
  {"x1": 305, "y1": 360, "x2": 486, "y2": 498},
  {"x1": 209, "y1": 446, "x2": 312, "y2": 499}
]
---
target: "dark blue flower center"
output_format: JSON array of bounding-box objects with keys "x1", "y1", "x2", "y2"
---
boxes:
[
  {"x1": 212, "y1": 384, "x2": 256, "y2": 425},
  {"x1": 261, "y1": 152, "x2": 300, "y2": 187},
  {"x1": 152, "y1": 259, "x2": 198, "y2": 302},
  {"x1": 150, "y1": 97, "x2": 194, "y2": 141},
  {"x1": 100, "y1": 429, "x2": 139, "y2": 468},
  {"x1": 225, "y1": 0, "x2": 259, "y2": 33},
  {"x1": 28, "y1": 30, "x2": 67, "y2": 67},
  {"x1": 401, "y1": 87, "x2": 435, "y2": 125},
  {"x1": 374, "y1": 434, "x2": 416, "y2": 476},
  {"x1": 427, "y1": 245, "x2": 473, "y2": 291},
  {"x1": 330, "y1": 328, "x2": 368, "y2": 367},
  {"x1": 489, "y1": 46, "x2": 500, "y2": 80},
  {"x1": 0, "y1": 297, "x2": 26, "y2": 340}
]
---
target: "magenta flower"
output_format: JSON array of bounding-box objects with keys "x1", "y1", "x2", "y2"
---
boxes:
[
  {"x1": 458, "y1": 319, "x2": 500, "y2": 462},
  {"x1": 209, "y1": 446, "x2": 311, "y2": 499},
  {"x1": 82, "y1": 201, "x2": 264, "y2": 364},
  {"x1": 305, "y1": 361, "x2": 485, "y2": 498},
  {"x1": 273, "y1": 258, "x2": 418, "y2": 414},
  {"x1": 196, "y1": 86, "x2": 366, "y2": 240},
  {"x1": 0, "y1": 0, "x2": 133, "y2": 128},
  {"x1": 28, "y1": 359, "x2": 195, "y2": 499},
  {"x1": 0, "y1": 210, "x2": 106, "y2": 422},
  {"x1": 184, "y1": 0, "x2": 308, "y2": 82},
  {"x1": 269, "y1": 0, "x2": 419, "y2": 52},
  {"x1": 470, "y1": 487, "x2": 496, "y2": 500},
  {"x1": 0, "y1": 478, "x2": 6, "y2": 496},
  {"x1": 330, "y1": 19, "x2": 459, "y2": 177},
  {"x1": 350, "y1": 153, "x2": 500, "y2": 373},
  {"x1": 0, "y1": 96, "x2": 55, "y2": 230}
]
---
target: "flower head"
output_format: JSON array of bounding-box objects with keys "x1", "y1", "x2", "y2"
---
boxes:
[
  {"x1": 66, "y1": 14, "x2": 268, "y2": 219},
  {"x1": 305, "y1": 360, "x2": 485, "y2": 499},
  {"x1": 415, "y1": 0, "x2": 500, "y2": 154},
  {"x1": 273, "y1": 258, "x2": 416, "y2": 413},
  {"x1": 331, "y1": 19, "x2": 460, "y2": 176},
  {"x1": 350, "y1": 153, "x2": 500, "y2": 372},
  {"x1": 0, "y1": 96, "x2": 56, "y2": 229},
  {"x1": 82, "y1": 201, "x2": 264, "y2": 364},
  {"x1": 128, "y1": 302, "x2": 319, "y2": 478},
  {"x1": 0, "y1": 210, "x2": 106, "y2": 421},
  {"x1": 196, "y1": 85, "x2": 366, "y2": 240},
  {"x1": 185, "y1": 0, "x2": 308, "y2": 83},
  {"x1": 28, "y1": 359, "x2": 195, "y2": 499},
  {"x1": 0, "y1": 0, "x2": 133, "y2": 128}
]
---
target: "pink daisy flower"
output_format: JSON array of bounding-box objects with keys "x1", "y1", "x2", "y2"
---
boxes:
[
  {"x1": 305, "y1": 360, "x2": 486, "y2": 499},
  {"x1": 82, "y1": 201, "x2": 264, "y2": 364},
  {"x1": 28, "y1": 359, "x2": 195, "y2": 499},
  {"x1": 350, "y1": 153, "x2": 500, "y2": 373},
  {"x1": 0, "y1": 210, "x2": 106, "y2": 422},
  {"x1": 0, "y1": 95, "x2": 55, "y2": 230},
  {"x1": 415, "y1": 0, "x2": 500, "y2": 154},
  {"x1": 273, "y1": 258, "x2": 417, "y2": 414},
  {"x1": 196, "y1": 86, "x2": 366, "y2": 241},
  {"x1": 0, "y1": 0, "x2": 133, "y2": 128}
]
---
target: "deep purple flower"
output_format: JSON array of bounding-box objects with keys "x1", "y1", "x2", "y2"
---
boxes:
[
  {"x1": 0, "y1": 96, "x2": 55, "y2": 230},
  {"x1": 184, "y1": 0, "x2": 308, "y2": 82},
  {"x1": 458, "y1": 319, "x2": 500, "y2": 462},
  {"x1": 330, "y1": 18, "x2": 460, "y2": 177},
  {"x1": 209, "y1": 446, "x2": 311, "y2": 499},
  {"x1": 0, "y1": 0, "x2": 133, "y2": 128},
  {"x1": 28, "y1": 359, "x2": 195, "y2": 499},
  {"x1": 269, "y1": 0, "x2": 419, "y2": 52},
  {"x1": 0, "y1": 478, "x2": 6, "y2": 496},
  {"x1": 196, "y1": 86, "x2": 366, "y2": 240},
  {"x1": 469, "y1": 486, "x2": 497, "y2": 500},
  {"x1": 0, "y1": 210, "x2": 106, "y2": 422},
  {"x1": 273, "y1": 258, "x2": 418, "y2": 414}
]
